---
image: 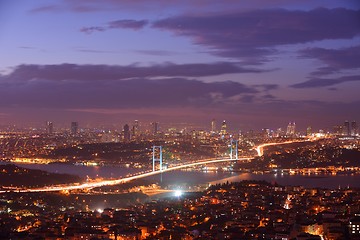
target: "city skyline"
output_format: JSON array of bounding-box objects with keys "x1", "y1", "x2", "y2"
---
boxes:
[
  {"x1": 1, "y1": 119, "x2": 358, "y2": 138},
  {"x1": 0, "y1": 0, "x2": 359, "y2": 129}
]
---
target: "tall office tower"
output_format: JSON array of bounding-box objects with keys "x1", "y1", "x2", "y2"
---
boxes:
[
  {"x1": 344, "y1": 121, "x2": 350, "y2": 136},
  {"x1": 211, "y1": 119, "x2": 216, "y2": 133},
  {"x1": 71, "y1": 122, "x2": 78, "y2": 135},
  {"x1": 220, "y1": 120, "x2": 227, "y2": 136},
  {"x1": 152, "y1": 122, "x2": 159, "y2": 135},
  {"x1": 306, "y1": 126, "x2": 312, "y2": 136},
  {"x1": 123, "y1": 124, "x2": 130, "y2": 141},
  {"x1": 131, "y1": 120, "x2": 140, "y2": 138},
  {"x1": 46, "y1": 121, "x2": 54, "y2": 134},
  {"x1": 262, "y1": 128, "x2": 271, "y2": 138},
  {"x1": 286, "y1": 122, "x2": 296, "y2": 136},
  {"x1": 132, "y1": 120, "x2": 139, "y2": 138},
  {"x1": 286, "y1": 123, "x2": 291, "y2": 136},
  {"x1": 351, "y1": 121, "x2": 357, "y2": 136},
  {"x1": 292, "y1": 122, "x2": 296, "y2": 135}
]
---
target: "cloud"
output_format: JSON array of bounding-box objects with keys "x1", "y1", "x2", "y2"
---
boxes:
[
  {"x1": 18, "y1": 46, "x2": 37, "y2": 50},
  {"x1": 30, "y1": 5, "x2": 64, "y2": 13},
  {"x1": 108, "y1": 19, "x2": 148, "y2": 30},
  {"x1": 290, "y1": 75, "x2": 360, "y2": 88},
  {"x1": 80, "y1": 26, "x2": 106, "y2": 34},
  {"x1": 153, "y1": 8, "x2": 360, "y2": 64},
  {"x1": 0, "y1": 61, "x2": 270, "y2": 123},
  {"x1": 0, "y1": 74, "x2": 260, "y2": 109},
  {"x1": 81, "y1": 19, "x2": 148, "y2": 34},
  {"x1": 300, "y1": 45, "x2": 360, "y2": 76},
  {"x1": 134, "y1": 50, "x2": 177, "y2": 56},
  {"x1": 0, "y1": 62, "x2": 277, "y2": 110},
  {"x1": 0, "y1": 62, "x2": 266, "y2": 83},
  {"x1": 30, "y1": 1, "x2": 360, "y2": 14},
  {"x1": 254, "y1": 84, "x2": 279, "y2": 91},
  {"x1": 75, "y1": 48, "x2": 115, "y2": 53}
]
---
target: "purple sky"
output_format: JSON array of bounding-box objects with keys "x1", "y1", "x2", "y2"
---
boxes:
[{"x1": 0, "y1": 0, "x2": 359, "y2": 131}]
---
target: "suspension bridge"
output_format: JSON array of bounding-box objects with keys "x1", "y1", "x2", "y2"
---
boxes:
[{"x1": 0, "y1": 140, "x2": 298, "y2": 193}]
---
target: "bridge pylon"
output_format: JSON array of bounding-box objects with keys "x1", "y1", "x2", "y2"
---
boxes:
[
  {"x1": 229, "y1": 139, "x2": 238, "y2": 160},
  {"x1": 152, "y1": 146, "x2": 163, "y2": 172}
]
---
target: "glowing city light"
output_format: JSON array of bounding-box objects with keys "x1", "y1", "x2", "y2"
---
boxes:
[{"x1": 174, "y1": 190, "x2": 183, "y2": 197}]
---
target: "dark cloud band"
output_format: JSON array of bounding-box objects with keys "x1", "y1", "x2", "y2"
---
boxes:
[
  {"x1": 153, "y1": 8, "x2": 360, "y2": 64},
  {"x1": 300, "y1": 45, "x2": 360, "y2": 76},
  {"x1": 1, "y1": 62, "x2": 266, "y2": 82},
  {"x1": 290, "y1": 75, "x2": 360, "y2": 88},
  {"x1": 0, "y1": 63, "x2": 276, "y2": 109}
]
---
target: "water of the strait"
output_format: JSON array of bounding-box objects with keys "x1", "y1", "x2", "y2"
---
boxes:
[{"x1": 7, "y1": 162, "x2": 360, "y2": 189}]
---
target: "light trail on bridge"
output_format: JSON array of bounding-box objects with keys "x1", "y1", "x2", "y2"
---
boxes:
[{"x1": 1, "y1": 157, "x2": 251, "y2": 193}]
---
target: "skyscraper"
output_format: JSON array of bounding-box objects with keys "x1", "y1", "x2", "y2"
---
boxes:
[
  {"x1": 211, "y1": 119, "x2": 216, "y2": 133},
  {"x1": 344, "y1": 121, "x2": 350, "y2": 136},
  {"x1": 262, "y1": 128, "x2": 271, "y2": 138},
  {"x1": 152, "y1": 122, "x2": 159, "y2": 135},
  {"x1": 220, "y1": 120, "x2": 227, "y2": 136},
  {"x1": 46, "y1": 121, "x2": 53, "y2": 135},
  {"x1": 71, "y1": 122, "x2": 78, "y2": 135},
  {"x1": 351, "y1": 121, "x2": 357, "y2": 136},
  {"x1": 132, "y1": 120, "x2": 139, "y2": 138},
  {"x1": 286, "y1": 122, "x2": 296, "y2": 136},
  {"x1": 123, "y1": 124, "x2": 130, "y2": 142},
  {"x1": 306, "y1": 126, "x2": 312, "y2": 136}
]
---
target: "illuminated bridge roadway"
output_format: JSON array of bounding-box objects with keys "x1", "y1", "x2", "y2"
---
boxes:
[
  {"x1": 1, "y1": 140, "x2": 306, "y2": 193},
  {"x1": 3, "y1": 157, "x2": 252, "y2": 193}
]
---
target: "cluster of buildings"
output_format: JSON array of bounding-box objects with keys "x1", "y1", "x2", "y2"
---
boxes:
[
  {"x1": 1, "y1": 181, "x2": 360, "y2": 239},
  {"x1": 0, "y1": 120, "x2": 359, "y2": 240},
  {"x1": 10, "y1": 118, "x2": 359, "y2": 145},
  {"x1": 334, "y1": 121, "x2": 358, "y2": 137},
  {"x1": 1, "y1": 118, "x2": 359, "y2": 169}
]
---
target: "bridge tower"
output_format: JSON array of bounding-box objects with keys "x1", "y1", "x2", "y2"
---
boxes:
[
  {"x1": 152, "y1": 146, "x2": 163, "y2": 172},
  {"x1": 229, "y1": 139, "x2": 238, "y2": 160}
]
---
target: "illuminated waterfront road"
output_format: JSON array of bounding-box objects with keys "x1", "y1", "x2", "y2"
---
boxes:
[
  {"x1": 1, "y1": 157, "x2": 252, "y2": 193},
  {"x1": 255, "y1": 139, "x2": 310, "y2": 157}
]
